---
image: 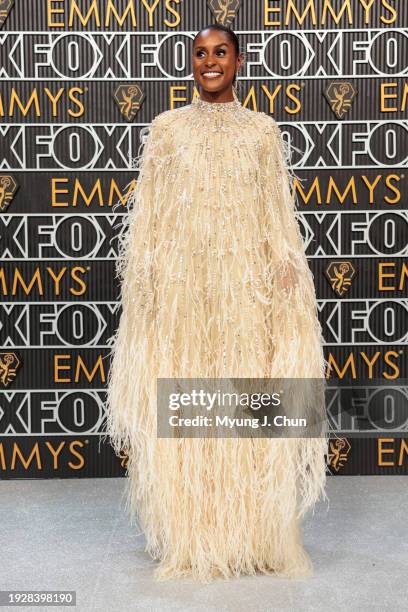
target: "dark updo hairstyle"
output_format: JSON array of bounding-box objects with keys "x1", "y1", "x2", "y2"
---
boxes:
[{"x1": 193, "y1": 24, "x2": 240, "y2": 85}]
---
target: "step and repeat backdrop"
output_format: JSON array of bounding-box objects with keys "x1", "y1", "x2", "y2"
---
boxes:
[{"x1": 0, "y1": 0, "x2": 407, "y2": 478}]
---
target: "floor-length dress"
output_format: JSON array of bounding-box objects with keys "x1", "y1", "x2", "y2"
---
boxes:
[{"x1": 103, "y1": 90, "x2": 329, "y2": 582}]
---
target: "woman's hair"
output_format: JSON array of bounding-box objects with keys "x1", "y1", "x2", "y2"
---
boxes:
[{"x1": 193, "y1": 24, "x2": 240, "y2": 85}]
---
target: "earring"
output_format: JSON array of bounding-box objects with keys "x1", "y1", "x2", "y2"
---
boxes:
[{"x1": 232, "y1": 72, "x2": 240, "y2": 96}]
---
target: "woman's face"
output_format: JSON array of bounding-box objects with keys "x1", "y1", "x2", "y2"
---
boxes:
[{"x1": 192, "y1": 29, "x2": 243, "y2": 98}]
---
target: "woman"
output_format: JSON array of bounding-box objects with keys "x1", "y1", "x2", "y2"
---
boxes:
[{"x1": 104, "y1": 23, "x2": 329, "y2": 582}]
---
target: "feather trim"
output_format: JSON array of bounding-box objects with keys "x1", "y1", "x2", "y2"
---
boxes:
[{"x1": 101, "y1": 107, "x2": 330, "y2": 582}]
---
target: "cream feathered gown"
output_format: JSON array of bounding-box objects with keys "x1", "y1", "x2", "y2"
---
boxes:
[{"x1": 103, "y1": 90, "x2": 329, "y2": 582}]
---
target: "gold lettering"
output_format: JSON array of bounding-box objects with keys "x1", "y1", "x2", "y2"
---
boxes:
[
  {"x1": 55, "y1": 355, "x2": 106, "y2": 383},
  {"x1": 327, "y1": 177, "x2": 357, "y2": 204},
  {"x1": 357, "y1": 0, "x2": 375, "y2": 24},
  {"x1": 261, "y1": 84, "x2": 281, "y2": 113},
  {"x1": 0, "y1": 87, "x2": 85, "y2": 118},
  {"x1": 383, "y1": 351, "x2": 400, "y2": 379},
  {"x1": 322, "y1": 0, "x2": 352, "y2": 25},
  {"x1": 75, "y1": 355, "x2": 105, "y2": 383},
  {"x1": 12, "y1": 444, "x2": 41, "y2": 470},
  {"x1": 381, "y1": 82, "x2": 398, "y2": 112},
  {"x1": 164, "y1": 0, "x2": 181, "y2": 27},
  {"x1": 287, "y1": 0, "x2": 317, "y2": 25},
  {"x1": 0, "y1": 444, "x2": 5, "y2": 469},
  {"x1": 285, "y1": 84, "x2": 302, "y2": 113},
  {"x1": 9, "y1": 89, "x2": 40, "y2": 117},
  {"x1": 51, "y1": 178, "x2": 69, "y2": 207},
  {"x1": 380, "y1": 82, "x2": 408, "y2": 113},
  {"x1": 259, "y1": 84, "x2": 302, "y2": 114},
  {"x1": 378, "y1": 262, "x2": 396, "y2": 291},
  {"x1": 44, "y1": 87, "x2": 65, "y2": 117},
  {"x1": 68, "y1": 0, "x2": 100, "y2": 27},
  {"x1": 384, "y1": 175, "x2": 401, "y2": 204},
  {"x1": 1, "y1": 267, "x2": 87, "y2": 298},
  {"x1": 295, "y1": 177, "x2": 322, "y2": 205},
  {"x1": 170, "y1": 86, "x2": 188, "y2": 109},
  {"x1": 46, "y1": 268, "x2": 66, "y2": 296},
  {"x1": 264, "y1": 0, "x2": 397, "y2": 27},
  {"x1": 51, "y1": 177, "x2": 136, "y2": 208},
  {"x1": 398, "y1": 439, "x2": 408, "y2": 466},
  {"x1": 68, "y1": 441, "x2": 86, "y2": 469},
  {"x1": 0, "y1": 269, "x2": 7, "y2": 296},
  {"x1": 325, "y1": 352, "x2": 397, "y2": 380},
  {"x1": 68, "y1": 87, "x2": 85, "y2": 117},
  {"x1": 141, "y1": 0, "x2": 160, "y2": 27},
  {"x1": 70, "y1": 268, "x2": 87, "y2": 296},
  {"x1": 360, "y1": 352, "x2": 381, "y2": 379},
  {"x1": 378, "y1": 262, "x2": 408, "y2": 292},
  {"x1": 46, "y1": 442, "x2": 65, "y2": 469},
  {"x1": 326, "y1": 353, "x2": 357, "y2": 379},
  {"x1": 381, "y1": 0, "x2": 397, "y2": 24},
  {"x1": 264, "y1": 0, "x2": 281, "y2": 26},
  {"x1": 13, "y1": 268, "x2": 43, "y2": 296},
  {"x1": 242, "y1": 86, "x2": 258, "y2": 111},
  {"x1": 105, "y1": 0, "x2": 136, "y2": 27},
  {"x1": 378, "y1": 438, "x2": 394, "y2": 466},
  {"x1": 55, "y1": 355, "x2": 71, "y2": 383},
  {"x1": 360, "y1": 175, "x2": 382, "y2": 204},
  {"x1": 73, "y1": 180, "x2": 103, "y2": 207},
  {"x1": 47, "y1": 0, "x2": 65, "y2": 28}
]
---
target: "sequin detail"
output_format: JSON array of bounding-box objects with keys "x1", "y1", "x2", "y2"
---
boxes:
[
  {"x1": 191, "y1": 94, "x2": 242, "y2": 113},
  {"x1": 103, "y1": 93, "x2": 330, "y2": 583}
]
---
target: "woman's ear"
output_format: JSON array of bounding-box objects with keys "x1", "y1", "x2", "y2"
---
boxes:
[{"x1": 236, "y1": 52, "x2": 245, "y2": 72}]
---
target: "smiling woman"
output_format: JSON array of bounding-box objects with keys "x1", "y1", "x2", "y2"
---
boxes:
[
  {"x1": 105, "y1": 23, "x2": 329, "y2": 583},
  {"x1": 192, "y1": 25, "x2": 244, "y2": 102}
]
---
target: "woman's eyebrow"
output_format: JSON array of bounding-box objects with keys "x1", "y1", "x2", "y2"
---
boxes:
[{"x1": 194, "y1": 42, "x2": 229, "y2": 51}]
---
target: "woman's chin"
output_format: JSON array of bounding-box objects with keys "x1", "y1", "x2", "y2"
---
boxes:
[{"x1": 199, "y1": 83, "x2": 227, "y2": 95}]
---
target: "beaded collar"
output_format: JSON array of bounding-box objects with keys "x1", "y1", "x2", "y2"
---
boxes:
[{"x1": 192, "y1": 90, "x2": 242, "y2": 113}]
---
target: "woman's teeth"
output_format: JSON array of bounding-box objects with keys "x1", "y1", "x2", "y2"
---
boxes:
[{"x1": 203, "y1": 72, "x2": 222, "y2": 78}]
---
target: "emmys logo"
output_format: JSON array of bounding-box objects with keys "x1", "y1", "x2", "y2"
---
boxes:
[
  {"x1": 325, "y1": 261, "x2": 356, "y2": 296},
  {"x1": 0, "y1": 175, "x2": 18, "y2": 211},
  {"x1": 208, "y1": 0, "x2": 240, "y2": 26},
  {"x1": 328, "y1": 438, "x2": 351, "y2": 472},
  {"x1": 118, "y1": 448, "x2": 129, "y2": 469},
  {"x1": 113, "y1": 85, "x2": 145, "y2": 122},
  {"x1": 0, "y1": 352, "x2": 20, "y2": 387},
  {"x1": 324, "y1": 82, "x2": 357, "y2": 119},
  {"x1": 0, "y1": 0, "x2": 13, "y2": 28}
]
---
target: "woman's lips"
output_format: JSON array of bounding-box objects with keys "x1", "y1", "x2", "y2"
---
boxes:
[{"x1": 202, "y1": 72, "x2": 223, "y2": 79}]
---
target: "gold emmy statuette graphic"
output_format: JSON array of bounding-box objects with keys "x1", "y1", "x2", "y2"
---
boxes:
[
  {"x1": 118, "y1": 448, "x2": 129, "y2": 469},
  {"x1": 0, "y1": 175, "x2": 18, "y2": 212},
  {"x1": 0, "y1": 352, "x2": 21, "y2": 387},
  {"x1": 328, "y1": 438, "x2": 351, "y2": 472},
  {"x1": 208, "y1": 0, "x2": 241, "y2": 26},
  {"x1": 113, "y1": 85, "x2": 146, "y2": 122},
  {"x1": 325, "y1": 261, "x2": 356, "y2": 296},
  {"x1": 324, "y1": 82, "x2": 357, "y2": 119},
  {"x1": 0, "y1": 0, "x2": 13, "y2": 28}
]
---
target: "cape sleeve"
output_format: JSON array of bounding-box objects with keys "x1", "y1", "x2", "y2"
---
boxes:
[
  {"x1": 262, "y1": 117, "x2": 329, "y2": 380},
  {"x1": 262, "y1": 118, "x2": 330, "y2": 518},
  {"x1": 114, "y1": 116, "x2": 164, "y2": 317},
  {"x1": 102, "y1": 116, "x2": 165, "y2": 457}
]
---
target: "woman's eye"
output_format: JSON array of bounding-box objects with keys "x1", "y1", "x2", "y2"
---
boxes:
[{"x1": 195, "y1": 49, "x2": 226, "y2": 57}]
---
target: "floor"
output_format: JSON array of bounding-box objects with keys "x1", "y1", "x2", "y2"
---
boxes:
[{"x1": 0, "y1": 476, "x2": 406, "y2": 612}]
